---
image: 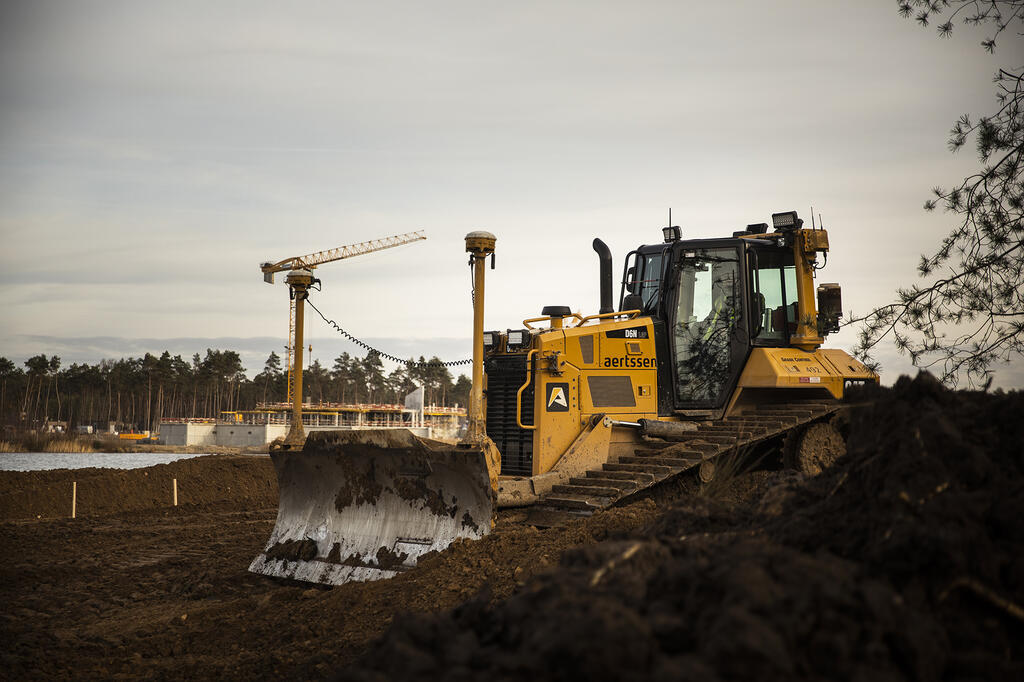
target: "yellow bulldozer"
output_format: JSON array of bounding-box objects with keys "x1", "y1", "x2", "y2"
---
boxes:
[{"x1": 249, "y1": 211, "x2": 878, "y2": 585}]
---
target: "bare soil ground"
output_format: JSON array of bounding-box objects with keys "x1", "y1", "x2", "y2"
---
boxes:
[
  {"x1": 2, "y1": 374, "x2": 1022, "y2": 680},
  {"x1": 0, "y1": 457, "x2": 677, "y2": 680}
]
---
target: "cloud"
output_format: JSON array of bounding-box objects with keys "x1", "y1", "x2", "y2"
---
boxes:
[{"x1": 1, "y1": 1, "x2": 1017, "y2": 387}]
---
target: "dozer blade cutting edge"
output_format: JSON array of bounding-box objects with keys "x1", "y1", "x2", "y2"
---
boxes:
[{"x1": 249, "y1": 429, "x2": 493, "y2": 586}]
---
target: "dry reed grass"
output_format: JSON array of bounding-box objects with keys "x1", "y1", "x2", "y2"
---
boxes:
[
  {"x1": 42, "y1": 438, "x2": 96, "y2": 453},
  {"x1": 1, "y1": 433, "x2": 113, "y2": 453}
]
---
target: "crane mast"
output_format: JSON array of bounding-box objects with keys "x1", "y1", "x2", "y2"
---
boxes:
[{"x1": 260, "y1": 230, "x2": 426, "y2": 445}]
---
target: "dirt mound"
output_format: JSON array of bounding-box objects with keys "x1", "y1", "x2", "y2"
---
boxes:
[
  {"x1": 339, "y1": 537, "x2": 943, "y2": 682},
  {"x1": 762, "y1": 373, "x2": 1024, "y2": 676},
  {"x1": 3, "y1": 375, "x2": 1021, "y2": 680},
  {"x1": 338, "y1": 374, "x2": 1024, "y2": 680},
  {"x1": 0, "y1": 455, "x2": 276, "y2": 520}
]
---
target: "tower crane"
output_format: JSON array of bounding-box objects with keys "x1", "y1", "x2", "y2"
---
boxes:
[{"x1": 260, "y1": 230, "x2": 426, "y2": 444}]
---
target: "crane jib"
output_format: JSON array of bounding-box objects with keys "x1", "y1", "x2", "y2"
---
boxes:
[{"x1": 260, "y1": 230, "x2": 426, "y2": 275}]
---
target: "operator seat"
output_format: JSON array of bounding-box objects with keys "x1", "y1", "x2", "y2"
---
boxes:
[{"x1": 621, "y1": 294, "x2": 644, "y2": 313}]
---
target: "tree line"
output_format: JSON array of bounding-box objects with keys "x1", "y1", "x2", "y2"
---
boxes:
[{"x1": 0, "y1": 349, "x2": 470, "y2": 434}]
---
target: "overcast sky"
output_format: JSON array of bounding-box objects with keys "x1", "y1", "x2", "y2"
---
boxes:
[{"x1": 1, "y1": 1, "x2": 1020, "y2": 387}]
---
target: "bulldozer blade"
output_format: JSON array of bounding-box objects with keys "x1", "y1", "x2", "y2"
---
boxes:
[{"x1": 249, "y1": 429, "x2": 493, "y2": 586}]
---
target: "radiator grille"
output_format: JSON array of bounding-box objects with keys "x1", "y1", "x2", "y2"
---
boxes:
[{"x1": 485, "y1": 354, "x2": 534, "y2": 477}]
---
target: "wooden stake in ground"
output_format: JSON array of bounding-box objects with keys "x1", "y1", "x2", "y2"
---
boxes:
[
  {"x1": 71, "y1": 481, "x2": 76, "y2": 519},
  {"x1": 173, "y1": 478, "x2": 178, "y2": 506}
]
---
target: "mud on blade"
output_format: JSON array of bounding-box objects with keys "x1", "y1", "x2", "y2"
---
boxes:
[{"x1": 249, "y1": 429, "x2": 493, "y2": 586}]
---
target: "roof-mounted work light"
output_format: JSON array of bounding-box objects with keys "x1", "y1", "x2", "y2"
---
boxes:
[
  {"x1": 771, "y1": 211, "x2": 802, "y2": 231},
  {"x1": 662, "y1": 225, "x2": 681, "y2": 243},
  {"x1": 483, "y1": 331, "x2": 499, "y2": 349},
  {"x1": 734, "y1": 222, "x2": 770, "y2": 237}
]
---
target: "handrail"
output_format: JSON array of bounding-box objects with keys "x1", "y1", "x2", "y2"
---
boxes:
[
  {"x1": 575, "y1": 309, "x2": 642, "y2": 326},
  {"x1": 521, "y1": 313, "x2": 583, "y2": 330},
  {"x1": 516, "y1": 349, "x2": 538, "y2": 430}
]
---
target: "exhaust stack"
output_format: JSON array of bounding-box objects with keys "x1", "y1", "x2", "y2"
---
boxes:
[{"x1": 593, "y1": 238, "x2": 613, "y2": 315}]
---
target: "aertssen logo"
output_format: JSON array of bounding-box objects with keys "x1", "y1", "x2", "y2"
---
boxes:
[
  {"x1": 545, "y1": 383, "x2": 570, "y2": 412},
  {"x1": 602, "y1": 356, "x2": 656, "y2": 368}
]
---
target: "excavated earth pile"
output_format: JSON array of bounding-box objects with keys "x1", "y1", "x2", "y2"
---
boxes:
[
  {"x1": 1, "y1": 374, "x2": 1021, "y2": 680},
  {"x1": 339, "y1": 374, "x2": 1024, "y2": 681}
]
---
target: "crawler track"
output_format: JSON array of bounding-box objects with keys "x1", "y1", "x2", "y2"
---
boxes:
[{"x1": 526, "y1": 399, "x2": 840, "y2": 526}]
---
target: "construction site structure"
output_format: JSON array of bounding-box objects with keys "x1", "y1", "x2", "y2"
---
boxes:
[
  {"x1": 260, "y1": 231, "x2": 427, "y2": 446},
  {"x1": 160, "y1": 400, "x2": 464, "y2": 448}
]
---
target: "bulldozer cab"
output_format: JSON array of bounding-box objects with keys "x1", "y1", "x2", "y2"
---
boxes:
[{"x1": 622, "y1": 237, "x2": 802, "y2": 411}]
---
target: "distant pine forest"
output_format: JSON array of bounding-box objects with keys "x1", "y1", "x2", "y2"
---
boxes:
[{"x1": 0, "y1": 349, "x2": 470, "y2": 433}]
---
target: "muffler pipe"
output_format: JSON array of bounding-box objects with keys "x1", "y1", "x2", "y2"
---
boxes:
[{"x1": 593, "y1": 238, "x2": 613, "y2": 315}]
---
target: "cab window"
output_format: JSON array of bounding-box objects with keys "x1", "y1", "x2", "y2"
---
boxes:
[
  {"x1": 638, "y1": 253, "x2": 663, "y2": 309},
  {"x1": 623, "y1": 250, "x2": 665, "y2": 312},
  {"x1": 750, "y1": 249, "x2": 797, "y2": 343}
]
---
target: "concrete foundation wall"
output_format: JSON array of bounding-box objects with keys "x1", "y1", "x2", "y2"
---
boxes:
[
  {"x1": 161, "y1": 422, "x2": 217, "y2": 447},
  {"x1": 214, "y1": 424, "x2": 287, "y2": 447},
  {"x1": 160, "y1": 422, "x2": 430, "y2": 447},
  {"x1": 160, "y1": 423, "x2": 187, "y2": 446}
]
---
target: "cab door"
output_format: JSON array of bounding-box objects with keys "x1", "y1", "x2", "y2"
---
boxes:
[{"x1": 667, "y1": 243, "x2": 749, "y2": 409}]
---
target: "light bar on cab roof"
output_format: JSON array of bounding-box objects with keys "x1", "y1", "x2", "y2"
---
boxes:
[{"x1": 772, "y1": 211, "x2": 799, "y2": 230}]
